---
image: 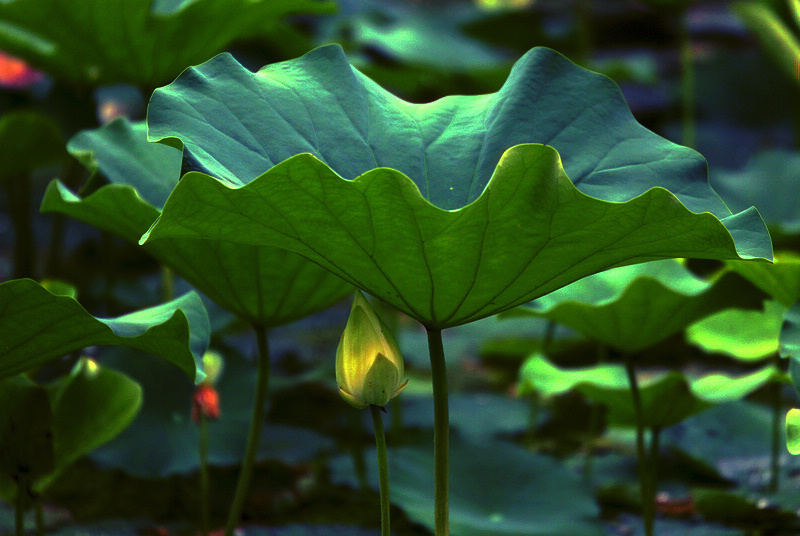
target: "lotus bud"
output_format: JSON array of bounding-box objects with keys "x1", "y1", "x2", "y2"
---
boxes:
[{"x1": 336, "y1": 291, "x2": 408, "y2": 409}]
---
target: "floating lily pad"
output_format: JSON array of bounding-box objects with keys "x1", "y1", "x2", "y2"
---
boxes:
[
  {"x1": 518, "y1": 354, "x2": 783, "y2": 428},
  {"x1": 0, "y1": 278, "x2": 208, "y2": 381},
  {"x1": 504, "y1": 260, "x2": 767, "y2": 353},
  {"x1": 0, "y1": 358, "x2": 142, "y2": 500},
  {"x1": 142, "y1": 44, "x2": 770, "y2": 330},
  {"x1": 331, "y1": 439, "x2": 604, "y2": 536},
  {"x1": 41, "y1": 119, "x2": 353, "y2": 327},
  {"x1": 0, "y1": 0, "x2": 335, "y2": 87}
]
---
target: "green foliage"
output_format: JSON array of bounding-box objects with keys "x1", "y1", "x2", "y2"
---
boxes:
[
  {"x1": 0, "y1": 110, "x2": 64, "y2": 180},
  {"x1": 41, "y1": 119, "x2": 353, "y2": 326},
  {"x1": 0, "y1": 279, "x2": 208, "y2": 381},
  {"x1": 0, "y1": 0, "x2": 335, "y2": 87},
  {"x1": 141, "y1": 44, "x2": 771, "y2": 329},
  {"x1": 518, "y1": 354, "x2": 784, "y2": 428},
  {"x1": 505, "y1": 259, "x2": 767, "y2": 353},
  {"x1": 734, "y1": 0, "x2": 800, "y2": 87},
  {"x1": 0, "y1": 358, "x2": 142, "y2": 500}
]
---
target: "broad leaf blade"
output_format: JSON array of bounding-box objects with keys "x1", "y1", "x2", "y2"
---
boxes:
[
  {"x1": 144, "y1": 147, "x2": 768, "y2": 329},
  {"x1": 0, "y1": 0, "x2": 335, "y2": 87},
  {"x1": 0, "y1": 279, "x2": 208, "y2": 381},
  {"x1": 143, "y1": 45, "x2": 771, "y2": 329},
  {"x1": 41, "y1": 119, "x2": 353, "y2": 326},
  {"x1": 505, "y1": 260, "x2": 768, "y2": 353}
]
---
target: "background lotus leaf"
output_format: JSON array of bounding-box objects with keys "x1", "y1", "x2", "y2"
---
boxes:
[
  {"x1": 0, "y1": 358, "x2": 142, "y2": 501},
  {"x1": 0, "y1": 278, "x2": 208, "y2": 381},
  {"x1": 518, "y1": 354, "x2": 784, "y2": 428},
  {"x1": 687, "y1": 300, "x2": 785, "y2": 361},
  {"x1": 0, "y1": 0, "x2": 335, "y2": 87},
  {"x1": 0, "y1": 110, "x2": 64, "y2": 180},
  {"x1": 142, "y1": 44, "x2": 770, "y2": 329},
  {"x1": 331, "y1": 439, "x2": 604, "y2": 536},
  {"x1": 503, "y1": 259, "x2": 767, "y2": 353},
  {"x1": 41, "y1": 119, "x2": 353, "y2": 327},
  {"x1": 727, "y1": 251, "x2": 800, "y2": 307}
]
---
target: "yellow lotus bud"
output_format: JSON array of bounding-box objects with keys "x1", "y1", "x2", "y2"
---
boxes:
[{"x1": 336, "y1": 291, "x2": 408, "y2": 409}]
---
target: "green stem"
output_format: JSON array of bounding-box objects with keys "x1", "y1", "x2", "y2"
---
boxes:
[
  {"x1": 224, "y1": 325, "x2": 270, "y2": 536},
  {"x1": 199, "y1": 413, "x2": 210, "y2": 536},
  {"x1": 769, "y1": 352, "x2": 784, "y2": 493},
  {"x1": 426, "y1": 328, "x2": 449, "y2": 536},
  {"x1": 15, "y1": 475, "x2": 30, "y2": 536},
  {"x1": 625, "y1": 360, "x2": 654, "y2": 536},
  {"x1": 678, "y1": 9, "x2": 696, "y2": 148},
  {"x1": 370, "y1": 405, "x2": 391, "y2": 536},
  {"x1": 6, "y1": 173, "x2": 34, "y2": 279},
  {"x1": 34, "y1": 495, "x2": 43, "y2": 536},
  {"x1": 161, "y1": 265, "x2": 175, "y2": 302}
]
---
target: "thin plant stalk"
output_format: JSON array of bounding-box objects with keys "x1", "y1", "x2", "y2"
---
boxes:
[
  {"x1": 370, "y1": 405, "x2": 391, "y2": 536},
  {"x1": 224, "y1": 326, "x2": 270, "y2": 536},
  {"x1": 769, "y1": 352, "x2": 785, "y2": 493},
  {"x1": 14, "y1": 479, "x2": 26, "y2": 536},
  {"x1": 199, "y1": 413, "x2": 210, "y2": 536},
  {"x1": 426, "y1": 328, "x2": 449, "y2": 536},
  {"x1": 34, "y1": 496, "x2": 44, "y2": 536},
  {"x1": 678, "y1": 9, "x2": 696, "y2": 148},
  {"x1": 625, "y1": 360, "x2": 655, "y2": 536}
]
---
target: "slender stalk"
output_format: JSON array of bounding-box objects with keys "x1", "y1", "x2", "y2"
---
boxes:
[
  {"x1": 199, "y1": 413, "x2": 210, "y2": 536},
  {"x1": 625, "y1": 360, "x2": 654, "y2": 536},
  {"x1": 34, "y1": 495, "x2": 43, "y2": 536},
  {"x1": 161, "y1": 265, "x2": 175, "y2": 302},
  {"x1": 678, "y1": 9, "x2": 696, "y2": 148},
  {"x1": 370, "y1": 405, "x2": 391, "y2": 536},
  {"x1": 6, "y1": 173, "x2": 34, "y2": 279},
  {"x1": 426, "y1": 328, "x2": 449, "y2": 536},
  {"x1": 14, "y1": 480, "x2": 25, "y2": 536},
  {"x1": 224, "y1": 326, "x2": 270, "y2": 536},
  {"x1": 769, "y1": 352, "x2": 784, "y2": 493}
]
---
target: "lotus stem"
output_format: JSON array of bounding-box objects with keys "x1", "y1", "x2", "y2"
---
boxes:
[
  {"x1": 426, "y1": 328, "x2": 449, "y2": 536},
  {"x1": 678, "y1": 8, "x2": 696, "y2": 148},
  {"x1": 371, "y1": 405, "x2": 391, "y2": 536},
  {"x1": 770, "y1": 352, "x2": 784, "y2": 493},
  {"x1": 199, "y1": 413, "x2": 210, "y2": 536},
  {"x1": 224, "y1": 325, "x2": 270, "y2": 536},
  {"x1": 625, "y1": 360, "x2": 654, "y2": 536}
]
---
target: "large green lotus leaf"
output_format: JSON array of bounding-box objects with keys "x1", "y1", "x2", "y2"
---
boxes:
[
  {"x1": 331, "y1": 439, "x2": 604, "y2": 536},
  {"x1": 687, "y1": 300, "x2": 785, "y2": 361},
  {"x1": 503, "y1": 259, "x2": 767, "y2": 353},
  {"x1": 142, "y1": 45, "x2": 771, "y2": 329},
  {"x1": 0, "y1": 110, "x2": 64, "y2": 180},
  {"x1": 0, "y1": 278, "x2": 207, "y2": 381},
  {"x1": 0, "y1": 358, "x2": 142, "y2": 501},
  {"x1": 41, "y1": 119, "x2": 353, "y2": 326},
  {"x1": 0, "y1": 0, "x2": 335, "y2": 87},
  {"x1": 727, "y1": 251, "x2": 800, "y2": 307},
  {"x1": 784, "y1": 302, "x2": 800, "y2": 360},
  {"x1": 518, "y1": 354, "x2": 783, "y2": 428},
  {"x1": 711, "y1": 151, "x2": 800, "y2": 236}
]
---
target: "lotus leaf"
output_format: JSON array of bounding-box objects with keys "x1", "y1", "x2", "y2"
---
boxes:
[
  {"x1": 41, "y1": 119, "x2": 353, "y2": 326},
  {"x1": 0, "y1": 110, "x2": 64, "y2": 180},
  {"x1": 0, "y1": 358, "x2": 142, "y2": 500},
  {"x1": 687, "y1": 300, "x2": 785, "y2": 361},
  {"x1": 711, "y1": 151, "x2": 800, "y2": 236},
  {"x1": 504, "y1": 259, "x2": 767, "y2": 353},
  {"x1": 141, "y1": 45, "x2": 771, "y2": 329},
  {"x1": 0, "y1": 0, "x2": 335, "y2": 87},
  {"x1": 0, "y1": 278, "x2": 208, "y2": 381},
  {"x1": 519, "y1": 354, "x2": 784, "y2": 428},
  {"x1": 332, "y1": 439, "x2": 604, "y2": 536}
]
